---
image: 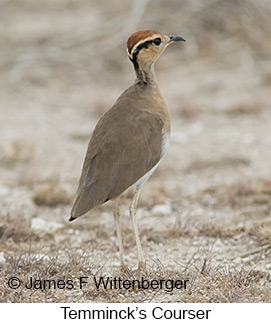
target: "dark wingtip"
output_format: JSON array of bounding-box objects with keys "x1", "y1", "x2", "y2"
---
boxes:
[{"x1": 69, "y1": 216, "x2": 76, "y2": 222}]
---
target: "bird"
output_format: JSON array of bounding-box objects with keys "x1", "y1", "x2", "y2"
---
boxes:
[{"x1": 70, "y1": 30, "x2": 185, "y2": 270}]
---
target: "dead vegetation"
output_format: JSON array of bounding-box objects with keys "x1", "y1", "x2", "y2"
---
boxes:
[
  {"x1": 248, "y1": 219, "x2": 271, "y2": 245},
  {"x1": 1, "y1": 231, "x2": 271, "y2": 302},
  {"x1": 32, "y1": 183, "x2": 74, "y2": 207},
  {"x1": 1, "y1": 0, "x2": 271, "y2": 303},
  {"x1": 224, "y1": 101, "x2": 266, "y2": 116},
  {"x1": 0, "y1": 212, "x2": 33, "y2": 244}
]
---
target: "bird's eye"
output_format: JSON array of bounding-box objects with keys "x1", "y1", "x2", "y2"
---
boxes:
[{"x1": 153, "y1": 37, "x2": 161, "y2": 46}]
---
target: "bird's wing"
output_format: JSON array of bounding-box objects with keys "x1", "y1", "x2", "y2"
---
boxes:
[{"x1": 71, "y1": 106, "x2": 164, "y2": 218}]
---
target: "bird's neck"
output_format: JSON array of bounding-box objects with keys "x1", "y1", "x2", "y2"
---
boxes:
[{"x1": 134, "y1": 64, "x2": 157, "y2": 86}]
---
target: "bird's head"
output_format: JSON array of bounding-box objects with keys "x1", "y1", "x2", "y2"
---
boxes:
[{"x1": 127, "y1": 30, "x2": 185, "y2": 71}]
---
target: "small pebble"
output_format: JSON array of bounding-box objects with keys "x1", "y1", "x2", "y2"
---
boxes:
[
  {"x1": 147, "y1": 233, "x2": 164, "y2": 244},
  {"x1": 232, "y1": 256, "x2": 242, "y2": 264},
  {"x1": 31, "y1": 218, "x2": 63, "y2": 233},
  {"x1": 0, "y1": 252, "x2": 6, "y2": 264},
  {"x1": 0, "y1": 185, "x2": 10, "y2": 197},
  {"x1": 151, "y1": 204, "x2": 171, "y2": 216}
]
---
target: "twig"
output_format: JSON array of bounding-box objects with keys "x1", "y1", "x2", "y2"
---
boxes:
[{"x1": 230, "y1": 245, "x2": 271, "y2": 260}]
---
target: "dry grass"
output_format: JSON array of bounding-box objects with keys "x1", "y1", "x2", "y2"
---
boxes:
[
  {"x1": 225, "y1": 101, "x2": 266, "y2": 116},
  {"x1": 177, "y1": 103, "x2": 203, "y2": 120},
  {"x1": 32, "y1": 183, "x2": 74, "y2": 207},
  {"x1": 0, "y1": 139, "x2": 35, "y2": 169},
  {"x1": 186, "y1": 157, "x2": 250, "y2": 173},
  {"x1": 1, "y1": 203, "x2": 271, "y2": 302},
  {"x1": 0, "y1": 212, "x2": 34, "y2": 244},
  {"x1": 248, "y1": 219, "x2": 271, "y2": 245},
  {"x1": 224, "y1": 178, "x2": 271, "y2": 208},
  {"x1": 1, "y1": 234, "x2": 271, "y2": 303}
]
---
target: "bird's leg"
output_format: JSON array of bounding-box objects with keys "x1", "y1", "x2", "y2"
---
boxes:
[
  {"x1": 129, "y1": 186, "x2": 145, "y2": 270},
  {"x1": 113, "y1": 199, "x2": 124, "y2": 268}
]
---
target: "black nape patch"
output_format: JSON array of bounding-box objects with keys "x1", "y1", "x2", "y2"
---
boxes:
[
  {"x1": 132, "y1": 40, "x2": 153, "y2": 69},
  {"x1": 135, "y1": 40, "x2": 152, "y2": 52}
]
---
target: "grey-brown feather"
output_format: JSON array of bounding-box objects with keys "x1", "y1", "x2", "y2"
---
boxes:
[{"x1": 71, "y1": 84, "x2": 166, "y2": 218}]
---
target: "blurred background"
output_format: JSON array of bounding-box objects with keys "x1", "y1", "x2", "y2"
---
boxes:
[
  {"x1": 1, "y1": 0, "x2": 271, "y2": 302},
  {"x1": 1, "y1": 0, "x2": 270, "y2": 183}
]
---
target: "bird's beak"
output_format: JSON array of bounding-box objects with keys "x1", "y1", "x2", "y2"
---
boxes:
[{"x1": 168, "y1": 35, "x2": 186, "y2": 43}]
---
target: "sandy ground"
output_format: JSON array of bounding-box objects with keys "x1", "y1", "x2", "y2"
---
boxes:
[{"x1": 1, "y1": 0, "x2": 271, "y2": 302}]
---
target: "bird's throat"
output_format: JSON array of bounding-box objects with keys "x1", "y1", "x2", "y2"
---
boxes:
[{"x1": 135, "y1": 64, "x2": 156, "y2": 85}]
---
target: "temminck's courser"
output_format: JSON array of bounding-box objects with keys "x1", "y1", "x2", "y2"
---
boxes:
[{"x1": 70, "y1": 30, "x2": 185, "y2": 270}]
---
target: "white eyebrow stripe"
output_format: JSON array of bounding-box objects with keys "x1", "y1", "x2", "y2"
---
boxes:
[
  {"x1": 127, "y1": 48, "x2": 133, "y2": 59},
  {"x1": 129, "y1": 34, "x2": 162, "y2": 56}
]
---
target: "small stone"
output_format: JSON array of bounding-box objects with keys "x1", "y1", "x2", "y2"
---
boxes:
[
  {"x1": 31, "y1": 218, "x2": 63, "y2": 233},
  {"x1": 151, "y1": 204, "x2": 171, "y2": 216},
  {"x1": 215, "y1": 239, "x2": 223, "y2": 247},
  {"x1": 0, "y1": 252, "x2": 6, "y2": 263},
  {"x1": 0, "y1": 185, "x2": 10, "y2": 197},
  {"x1": 147, "y1": 233, "x2": 164, "y2": 244},
  {"x1": 232, "y1": 256, "x2": 242, "y2": 264},
  {"x1": 32, "y1": 184, "x2": 73, "y2": 207}
]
